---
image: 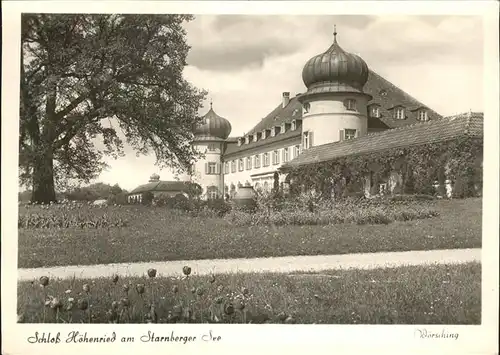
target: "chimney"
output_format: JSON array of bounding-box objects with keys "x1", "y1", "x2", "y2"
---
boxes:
[{"x1": 282, "y1": 92, "x2": 290, "y2": 108}]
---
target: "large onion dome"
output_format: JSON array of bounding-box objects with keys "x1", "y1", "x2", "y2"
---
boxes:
[
  {"x1": 193, "y1": 102, "x2": 232, "y2": 141},
  {"x1": 301, "y1": 27, "x2": 369, "y2": 95}
]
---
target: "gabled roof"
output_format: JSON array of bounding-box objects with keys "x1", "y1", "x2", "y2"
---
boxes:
[
  {"x1": 281, "y1": 112, "x2": 483, "y2": 170},
  {"x1": 128, "y1": 180, "x2": 191, "y2": 195}
]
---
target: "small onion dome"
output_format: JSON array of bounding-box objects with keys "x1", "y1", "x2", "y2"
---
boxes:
[
  {"x1": 149, "y1": 173, "x2": 160, "y2": 182},
  {"x1": 301, "y1": 27, "x2": 369, "y2": 95},
  {"x1": 193, "y1": 102, "x2": 232, "y2": 141}
]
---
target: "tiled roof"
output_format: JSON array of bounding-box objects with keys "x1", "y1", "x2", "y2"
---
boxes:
[
  {"x1": 222, "y1": 69, "x2": 441, "y2": 156},
  {"x1": 224, "y1": 128, "x2": 301, "y2": 156},
  {"x1": 364, "y1": 70, "x2": 442, "y2": 128},
  {"x1": 129, "y1": 180, "x2": 191, "y2": 195},
  {"x1": 281, "y1": 112, "x2": 483, "y2": 169}
]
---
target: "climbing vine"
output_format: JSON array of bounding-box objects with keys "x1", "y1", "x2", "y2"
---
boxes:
[{"x1": 280, "y1": 137, "x2": 483, "y2": 199}]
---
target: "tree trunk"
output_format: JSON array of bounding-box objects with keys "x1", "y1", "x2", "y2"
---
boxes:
[{"x1": 31, "y1": 148, "x2": 56, "y2": 204}]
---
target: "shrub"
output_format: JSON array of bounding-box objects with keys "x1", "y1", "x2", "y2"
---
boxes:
[{"x1": 141, "y1": 192, "x2": 154, "y2": 206}]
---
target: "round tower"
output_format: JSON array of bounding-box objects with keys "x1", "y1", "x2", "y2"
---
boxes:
[
  {"x1": 192, "y1": 102, "x2": 232, "y2": 199},
  {"x1": 298, "y1": 26, "x2": 372, "y2": 147}
]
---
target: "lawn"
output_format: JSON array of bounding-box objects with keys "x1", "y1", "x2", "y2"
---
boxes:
[
  {"x1": 18, "y1": 198, "x2": 482, "y2": 268},
  {"x1": 17, "y1": 262, "x2": 481, "y2": 324}
]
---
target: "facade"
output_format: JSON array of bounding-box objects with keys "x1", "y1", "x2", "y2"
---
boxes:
[{"x1": 189, "y1": 29, "x2": 449, "y2": 199}]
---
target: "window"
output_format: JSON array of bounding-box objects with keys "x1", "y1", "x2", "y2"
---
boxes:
[
  {"x1": 253, "y1": 134, "x2": 258, "y2": 142},
  {"x1": 246, "y1": 157, "x2": 252, "y2": 170},
  {"x1": 281, "y1": 123, "x2": 286, "y2": 134},
  {"x1": 238, "y1": 138, "x2": 243, "y2": 146},
  {"x1": 263, "y1": 152, "x2": 270, "y2": 167},
  {"x1": 345, "y1": 129, "x2": 357, "y2": 140},
  {"x1": 344, "y1": 99, "x2": 357, "y2": 111},
  {"x1": 291, "y1": 120, "x2": 297, "y2": 131},
  {"x1": 283, "y1": 147, "x2": 289, "y2": 162},
  {"x1": 303, "y1": 131, "x2": 310, "y2": 150},
  {"x1": 271, "y1": 127, "x2": 276, "y2": 137},
  {"x1": 303, "y1": 102, "x2": 310, "y2": 114},
  {"x1": 208, "y1": 144, "x2": 216, "y2": 151},
  {"x1": 254, "y1": 155, "x2": 261, "y2": 168},
  {"x1": 272, "y1": 150, "x2": 280, "y2": 165},
  {"x1": 208, "y1": 162, "x2": 217, "y2": 174},
  {"x1": 231, "y1": 160, "x2": 236, "y2": 173},
  {"x1": 224, "y1": 162, "x2": 229, "y2": 174},
  {"x1": 245, "y1": 136, "x2": 250, "y2": 144},
  {"x1": 261, "y1": 130, "x2": 267, "y2": 140},
  {"x1": 207, "y1": 186, "x2": 218, "y2": 200},
  {"x1": 418, "y1": 110, "x2": 428, "y2": 121},
  {"x1": 371, "y1": 106, "x2": 380, "y2": 118},
  {"x1": 294, "y1": 145, "x2": 300, "y2": 158},
  {"x1": 238, "y1": 159, "x2": 244, "y2": 171},
  {"x1": 395, "y1": 107, "x2": 405, "y2": 119}
]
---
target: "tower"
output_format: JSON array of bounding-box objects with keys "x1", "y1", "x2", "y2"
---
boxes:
[
  {"x1": 298, "y1": 26, "x2": 372, "y2": 148},
  {"x1": 192, "y1": 102, "x2": 232, "y2": 199}
]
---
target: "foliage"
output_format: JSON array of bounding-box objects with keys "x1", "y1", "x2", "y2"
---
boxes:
[
  {"x1": 18, "y1": 198, "x2": 482, "y2": 268},
  {"x1": 64, "y1": 182, "x2": 126, "y2": 201},
  {"x1": 225, "y1": 196, "x2": 439, "y2": 226},
  {"x1": 141, "y1": 191, "x2": 154, "y2": 206},
  {"x1": 20, "y1": 14, "x2": 207, "y2": 203},
  {"x1": 17, "y1": 263, "x2": 481, "y2": 324},
  {"x1": 19, "y1": 201, "x2": 128, "y2": 229},
  {"x1": 281, "y1": 137, "x2": 483, "y2": 199}
]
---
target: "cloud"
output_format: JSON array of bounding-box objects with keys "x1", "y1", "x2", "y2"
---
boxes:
[{"x1": 186, "y1": 15, "x2": 379, "y2": 71}]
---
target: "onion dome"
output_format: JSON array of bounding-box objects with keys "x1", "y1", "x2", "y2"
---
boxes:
[
  {"x1": 301, "y1": 26, "x2": 370, "y2": 95},
  {"x1": 149, "y1": 173, "x2": 160, "y2": 182},
  {"x1": 193, "y1": 102, "x2": 232, "y2": 141}
]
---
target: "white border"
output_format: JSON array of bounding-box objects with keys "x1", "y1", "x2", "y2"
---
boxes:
[{"x1": 2, "y1": 2, "x2": 499, "y2": 355}]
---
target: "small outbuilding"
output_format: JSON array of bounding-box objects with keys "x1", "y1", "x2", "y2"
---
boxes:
[{"x1": 127, "y1": 174, "x2": 192, "y2": 204}]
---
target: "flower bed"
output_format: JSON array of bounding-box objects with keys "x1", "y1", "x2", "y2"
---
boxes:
[{"x1": 17, "y1": 263, "x2": 481, "y2": 324}]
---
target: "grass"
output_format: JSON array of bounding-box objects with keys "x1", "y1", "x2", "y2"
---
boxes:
[
  {"x1": 18, "y1": 198, "x2": 482, "y2": 268},
  {"x1": 17, "y1": 262, "x2": 481, "y2": 324}
]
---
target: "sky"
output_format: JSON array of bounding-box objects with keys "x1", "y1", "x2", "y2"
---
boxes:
[{"x1": 94, "y1": 14, "x2": 484, "y2": 191}]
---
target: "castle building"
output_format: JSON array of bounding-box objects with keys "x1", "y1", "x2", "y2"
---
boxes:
[{"x1": 189, "y1": 28, "x2": 453, "y2": 199}]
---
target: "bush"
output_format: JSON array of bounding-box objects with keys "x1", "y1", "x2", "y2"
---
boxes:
[
  {"x1": 224, "y1": 196, "x2": 439, "y2": 227},
  {"x1": 141, "y1": 192, "x2": 154, "y2": 206}
]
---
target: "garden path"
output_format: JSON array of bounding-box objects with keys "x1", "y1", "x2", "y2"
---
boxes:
[{"x1": 17, "y1": 248, "x2": 481, "y2": 281}]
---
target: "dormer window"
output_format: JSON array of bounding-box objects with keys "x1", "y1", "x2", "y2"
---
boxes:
[
  {"x1": 253, "y1": 133, "x2": 258, "y2": 142},
  {"x1": 261, "y1": 130, "x2": 267, "y2": 140},
  {"x1": 281, "y1": 122, "x2": 286, "y2": 134},
  {"x1": 418, "y1": 110, "x2": 428, "y2": 121},
  {"x1": 344, "y1": 99, "x2": 357, "y2": 111},
  {"x1": 237, "y1": 138, "x2": 243, "y2": 146},
  {"x1": 303, "y1": 102, "x2": 310, "y2": 114},
  {"x1": 245, "y1": 135, "x2": 250, "y2": 144},
  {"x1": 394, "y1": 107, "x2": 405, "y2": 120},
  {"x1": 291, "y1": 120, "x2": 297, "y2": 131},
  {"x1": 271, "y1": 127, "x2": 276, "y2": 137},
  {"x1": 371, "y1": 105, "x2": 380, "y2": 118},
  {"x1": 292, "y1": 109, "x2": 299, "y2": 117}
]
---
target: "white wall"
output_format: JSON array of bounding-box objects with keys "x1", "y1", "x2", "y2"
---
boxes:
[
  {"x1": 192, "y1": 141, "x2": 224, "y2": 197},
  {"x1": 223, "y1": 142, "x2": 301, "y2": 193},
  {"x1": 302, "y1": 93, "x2": 370, "y2": 146}
]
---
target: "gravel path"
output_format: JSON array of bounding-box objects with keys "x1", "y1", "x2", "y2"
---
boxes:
[{"x1": 17, "y1": 248, "x2": 481, "y2": 281}]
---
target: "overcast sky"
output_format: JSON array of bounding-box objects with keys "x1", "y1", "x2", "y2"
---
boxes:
[{"x1": 96, "y1": 14, "x2": 484, "y2": 191}]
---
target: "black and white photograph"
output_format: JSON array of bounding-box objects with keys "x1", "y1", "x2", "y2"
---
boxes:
[{"x1": 2, "y1": 1, "x2": 499, "y2": 355}]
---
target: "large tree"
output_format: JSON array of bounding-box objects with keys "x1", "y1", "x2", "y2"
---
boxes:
[{"x1": 20, "y1": 14, "x2": 206, "y2": 203}]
